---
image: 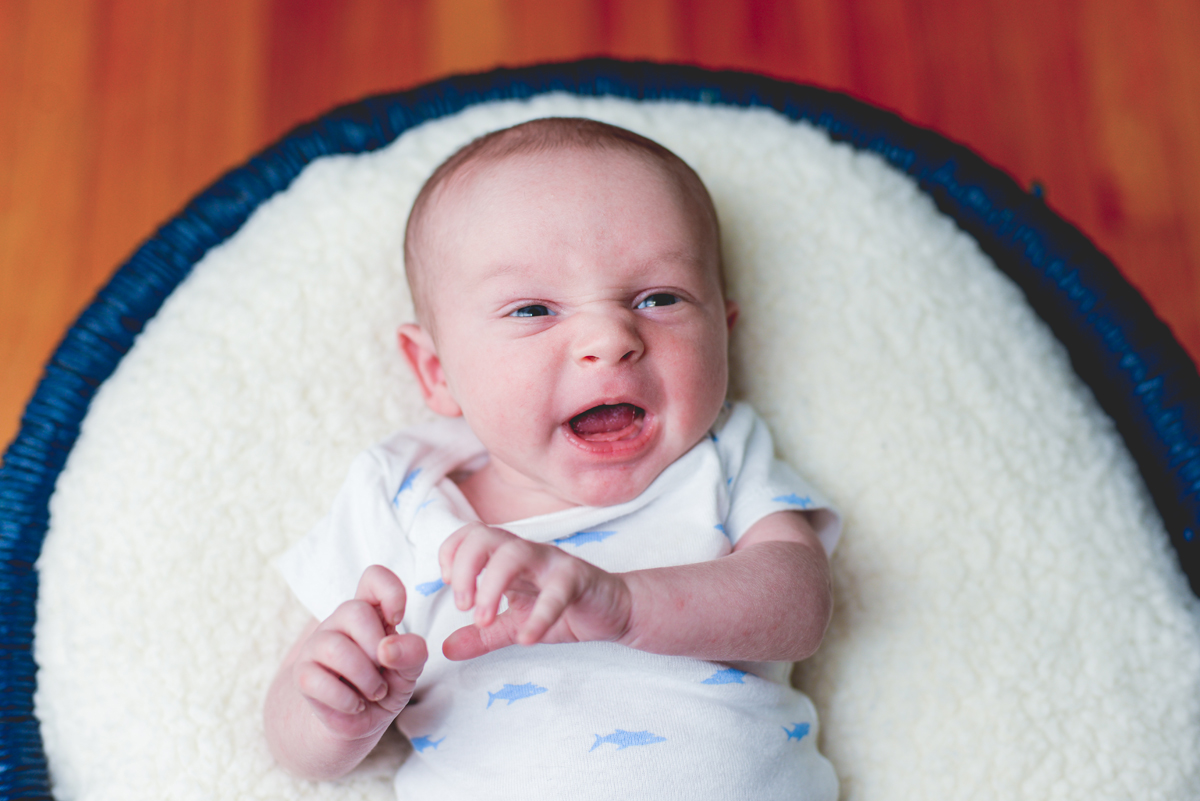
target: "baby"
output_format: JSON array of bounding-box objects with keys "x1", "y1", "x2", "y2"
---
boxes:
[{"x1": 265, "y1": 118, "x2": 841, "y2": 799}]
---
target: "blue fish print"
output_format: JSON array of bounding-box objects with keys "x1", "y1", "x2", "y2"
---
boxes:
[
  {"x1": 416, "y1": 578, "x2": 445, "y2": 597},
  {"x1": 701, "y1": 667, "x2": 747, "y2": 685},
  {"x1": 392, "y1": 468, "x2": 422, "y2": 506},
  {"x1": 411, "y1": 735, "x2": 445, "y2": 753},
  {"x1": 590, "y1": 729, "x2": 667, "y2": 752},
  {"x1": 714, "y1": 523, "x2": 729, "y2": 539},
  {"x1": 487, "y1": 682, "x2": 548, "y2": 708},
  {"x1": 783, "y1": 723, "x2": 811, "y2": 742},
  {"x1": 773, "y1": 493, "x2": 813, "y2": 509},
  {"x1": 553, "y1": 530, "x2": 617, "y2": 548},
  {"x1": 709, "y1": 431, "x2": 720, "y2": 443}
]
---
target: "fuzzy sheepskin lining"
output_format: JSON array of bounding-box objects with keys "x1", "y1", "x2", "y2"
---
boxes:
[{"x1": 34, "y1": 95, "x2": 1200, "y2": 800}]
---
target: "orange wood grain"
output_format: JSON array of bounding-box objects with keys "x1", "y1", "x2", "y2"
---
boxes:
[
  {"x1": 3, "y1": 0, "x2": 1199, "y2": 451},
  {"x1": 2, "y1": 0, "x2": 101, "y2": 450}
]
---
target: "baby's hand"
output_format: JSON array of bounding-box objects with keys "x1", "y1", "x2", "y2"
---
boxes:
[
  {"x1": 292, "y1": 565, "x2": 428, "y2": 741},
  {"x1": 438, "y1": 522, "x2": 632, "y2": 660}
]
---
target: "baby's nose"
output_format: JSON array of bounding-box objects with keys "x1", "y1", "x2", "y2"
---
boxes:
[{"x1": 573, "y1": 312, "x2": 644, "y2": 365}]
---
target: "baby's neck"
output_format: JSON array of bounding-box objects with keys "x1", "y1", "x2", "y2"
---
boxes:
[{"x1": 454, "y1": 464, "x2": 578, "y2": 525}]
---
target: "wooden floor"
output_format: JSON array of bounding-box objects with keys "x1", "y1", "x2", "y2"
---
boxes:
[{"x1": 3, "y1": 0, "x2": 1199, "y2": 449}]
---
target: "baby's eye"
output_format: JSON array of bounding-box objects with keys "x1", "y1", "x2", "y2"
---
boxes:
[
  {"x1": 510, "y1": 304, "x2": 554, "y2": 318},
  {"x1": 636, "y1": 293, "x2": 679, "y2": 309}
]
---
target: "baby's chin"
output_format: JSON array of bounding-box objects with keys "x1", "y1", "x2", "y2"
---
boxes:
[{"x1": 560, "y1": 463, "x2": 668, "y2": 509}]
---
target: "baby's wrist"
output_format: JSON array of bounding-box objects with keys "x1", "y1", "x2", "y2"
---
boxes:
[{"x1": 612, "y1": 571, "x2": 649, "y2": 650}]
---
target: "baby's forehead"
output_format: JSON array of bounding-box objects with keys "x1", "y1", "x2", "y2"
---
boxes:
[
  {"x1": 446, "y1": 146, "x2": 678, "y2": 203},
  {"x1": 428, "y1": 146, "x2": 712, "y2": 238}
]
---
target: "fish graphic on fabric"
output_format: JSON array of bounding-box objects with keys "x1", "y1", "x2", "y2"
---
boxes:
[
  {"x1": 783, "y1": 723, "x2": 811, "y2": 742},
  {"x1": 553, "y1": 530, "x2": 617, "y2": 547},
  {"x1": 772, "y1": 493, "x2": 813, "y2": 509},
  {"x1": 486, "y1": 682, "x2": 548, "y2": 708},
  {"x1": 416, "y1": 578, "x2": 446, "y2": 597},
  {"x1": 714, "y1": 523, "x2": 729, "y2": 539},
  {"x1": 701, "y1": 667, "x2": 747, "y2": 685},
  {"x1": 411, "y1": 735, "x2": 445, "y2": 753},
  {"x1": 590, "y1": 729, "x2": 667, "y2": 751},
  {"x1": 392, "y1": 468, "x2": 422, "y2": 506}
]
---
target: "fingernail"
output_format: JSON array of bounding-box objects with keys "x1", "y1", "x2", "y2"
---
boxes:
[{"x1": 354, "y1": 699, "x2": 366, "y2": 713}]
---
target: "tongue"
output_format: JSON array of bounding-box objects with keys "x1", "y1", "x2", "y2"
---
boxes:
[{"x1": 570, "y1": 404, "x2": 643, "y2": 441}]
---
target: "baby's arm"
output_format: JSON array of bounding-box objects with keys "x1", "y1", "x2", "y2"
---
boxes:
[
  {"x1": 621, "y1": 510, "x2": 832, "y2": 661},
  {"x1": 264, "y1": 565, "x2": 428, "y2": 781},
  {"x1": 440, "y1": 510, "x2": 830, "y2": 663}
]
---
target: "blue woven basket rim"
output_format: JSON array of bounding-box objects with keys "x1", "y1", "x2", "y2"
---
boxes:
[{"x1": 2, "y1": 58, "x2": 1198, "y2": 797}]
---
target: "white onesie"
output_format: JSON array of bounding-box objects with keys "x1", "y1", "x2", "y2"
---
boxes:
[{"x1": 277, "y1": 401, "x2": 841, "y2": 800}]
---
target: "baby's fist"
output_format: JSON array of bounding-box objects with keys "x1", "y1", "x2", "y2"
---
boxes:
[
  {"x1": 438, "y1": 523, "x2": 633, "y2": 660},
  {"x1": 294, "y1": 565, "x2": 427, "y2": 740}
]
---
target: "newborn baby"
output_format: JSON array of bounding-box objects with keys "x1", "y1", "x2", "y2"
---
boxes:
[{"x1": 265, "y1": 117, "x2": 842, "y2": 800}]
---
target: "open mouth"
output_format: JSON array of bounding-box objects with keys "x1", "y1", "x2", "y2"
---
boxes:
[{"x1": 568, "y1": 403, "x2": 646, "y2": 442}]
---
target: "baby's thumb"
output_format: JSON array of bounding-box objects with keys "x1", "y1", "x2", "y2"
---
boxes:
[{"x1": 379, "y1": 632, "x2": 427, "y2": 680}]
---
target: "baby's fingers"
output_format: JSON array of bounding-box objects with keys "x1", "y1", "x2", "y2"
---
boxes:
[
  {"x1": 446, "y1": 524, "x2": 514, "y2": 612},
  {"x1": 472, "y1": 540, "x2": 541, "y2": 627},
  {"x1": 437, "y1": 525, "x2": 471, "y2": 581},
  {"x1": 355, "y1": 565, "x2": 407, "y2": 630},
  {"x1": 295, "y1": 662, "x2": 367, "y2": 716},
  {"x1": 304, "y1": 629, "x2": 390, "y2": 706},
  {"x1": 518, "y1": 583, "x2": 574, "y2": 645}
]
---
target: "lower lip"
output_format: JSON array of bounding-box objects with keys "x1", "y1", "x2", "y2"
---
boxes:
[{"x1": 561, "y1": 412, "x2": 656, "y2": 458}]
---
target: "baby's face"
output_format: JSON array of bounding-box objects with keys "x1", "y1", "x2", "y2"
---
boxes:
[{"x1": 411, "y1": 147, "x2": 735, "y2": 510}]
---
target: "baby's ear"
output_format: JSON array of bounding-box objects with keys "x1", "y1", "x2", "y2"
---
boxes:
[{"x1": 398, "y1": 324, "x2": 462, "y2": 417}]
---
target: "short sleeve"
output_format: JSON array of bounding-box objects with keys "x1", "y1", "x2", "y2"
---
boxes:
[
  {"x1": 273, "y1": 449, "x2": 414, "y2": 624},
  {"x1": 716, "y1": 403, "x2": 842, "y2": 555}
]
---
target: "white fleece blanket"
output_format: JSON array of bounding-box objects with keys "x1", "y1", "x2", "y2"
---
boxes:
[{"x1": 34, "y1": 95, "x2": 1200, "y2": 800}]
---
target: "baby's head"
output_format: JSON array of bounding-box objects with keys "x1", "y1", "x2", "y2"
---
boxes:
[{"x1": 399, "y1": 118, "x2": 738, "y2": 511}]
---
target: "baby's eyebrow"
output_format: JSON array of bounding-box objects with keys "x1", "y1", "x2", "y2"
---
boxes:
[
  {"x1": 474, "y1": 249, "x2": 716, "y2": 292},
  {"x1": 641, "y1": 249, "x2": 712, "y2": 270}
]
